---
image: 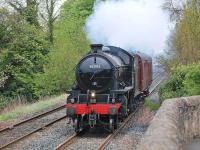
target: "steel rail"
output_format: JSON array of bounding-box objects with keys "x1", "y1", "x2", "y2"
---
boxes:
[
  {"x1": 97, "y1": 109, "x2": 139, "y2": 150},
  {"x1": 55, "y1": 105, "x2": 141, "y2": 150},
  {"x1": 153, "y1": 72, "x2": 161, "y2": 80},
  {"x1": 54, "y1": 130, "x2": 86, "y2": 150},
  {"x1": 97, "y1": 74, "x2": 165, "y2": 150},
  {"x1": 0, "y1": 105, "x2": 64, "y2": 133},
  {"x1": 149, "y1": 75, "x2": 165, "y2": 94},
  {"x1": 0, "y1": 115, "x2": 66, "y2": 149},
  {"x1": 55, "y1": 73, "x2": 165, "y2": 150}
]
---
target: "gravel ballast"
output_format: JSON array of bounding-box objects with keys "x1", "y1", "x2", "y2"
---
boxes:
[
  {"x1": 1, "y1": 109, "x2": 66, "y2": 149},
  {"x1": 105, "y1": 106, "x2": 154, "y2": 150},
  {"x1": 5, "y1": 118, "x2": 75, "y2": 150}
]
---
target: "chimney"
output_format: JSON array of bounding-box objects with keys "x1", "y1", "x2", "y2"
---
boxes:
[{"x1": 90, "y1": 44, "x2": 103, "y2": 53}]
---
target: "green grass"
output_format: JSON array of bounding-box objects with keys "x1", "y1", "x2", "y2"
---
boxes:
[
  {"x1": 0, "y1": 94, "x2": 67, "y2": 121},
  {"x1": 144, "y1": 98, "x2": 160, "y2": 111}
]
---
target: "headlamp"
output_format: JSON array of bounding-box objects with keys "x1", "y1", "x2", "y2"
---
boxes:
[
  {"x1": 71, "y1": 99, "x2": 75, "y2": 104},
  {"x1": 91, "y1": 91, "x2": 96, "y2": 98},
  {"x1": 90, "y1": 91, "x2": 96, "y2": 104}
]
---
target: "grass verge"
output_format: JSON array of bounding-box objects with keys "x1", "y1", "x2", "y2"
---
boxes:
[
  {"x1": 144, "y1": 98, "x2": 160, "y2": 111},
  {"x1": 0, "y1": 94, "x2": 67, "y2": 121}
]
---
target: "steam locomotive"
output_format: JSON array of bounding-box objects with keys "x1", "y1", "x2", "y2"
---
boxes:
[{"x1": 65, "y1": 44, "x2": 152, "y2": 132}]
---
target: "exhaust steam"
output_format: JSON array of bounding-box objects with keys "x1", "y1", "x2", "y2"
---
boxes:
[{"x1": 85, "y1": 0, "x2": 171, "y2": 56}]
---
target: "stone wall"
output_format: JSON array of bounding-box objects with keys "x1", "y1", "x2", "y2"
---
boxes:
[{"x1": 138, "y1": 96, "x2": 200, "y2": 150}]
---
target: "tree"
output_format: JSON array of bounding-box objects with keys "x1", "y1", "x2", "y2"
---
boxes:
[
  {"x1": 6, "y1": 0, "x2": 62, "y2": 43},
  {"x1": 163, "y1": 0, "x2": 184, "y2": 21},
  {"x1": 34, "y1": 0, "x2": 95, "y2": 96},
  {"x1": 0, "y1": 8, "x2": 18, "y2": 88},
  {"x1": 40, "y1": 0, "x2": 60, "y2": 43},
  {"x1": 0, "y1": 25, "x2": 49, "y2": 99},
  {"x1": 8, "y1": 0, "x2": 40, "y2": 27},
  {"x1": 159, "y1": 0, "x2": 200, "y2": 101},
  {"x1": 173, "y1": 0, "x2": 200, "y2": 64},
  {"x1": 160, "y1": 0, "x2": 200, "y2": 69},
  {"x1": 0, "y1": 8, "x2": 20, "y2": 50},
  {"x1": 0, "y1": 7, "x2": 49, "y2": 99}
]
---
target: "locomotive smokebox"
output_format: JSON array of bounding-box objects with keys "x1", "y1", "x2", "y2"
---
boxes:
[
  {"x1": 76, "y1": 54, "x2": 113, "y2": 93},
  {"x1": 90, "y1": 44, "x2": 103, "y2": 53}
]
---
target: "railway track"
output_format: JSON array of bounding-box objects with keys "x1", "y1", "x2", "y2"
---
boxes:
[
  {"x1": 0, "y1": 105, "x2": 64, "y2": 133},
  {"x1": 0, "y1": 105, "x2": 66, "y2": 149},
  {"x1": 150, "y1": 72, "x2": 166, "y2": 94},
  {"x1": 54, "y1": 72, "x2": 164, "y2": 150},
  {"x1": 54, "y1": 107, "x2": 141, "y2": 150},
  {"x1": 0, "y1": 72, "x2": 164, "y2": 150},
  {"x1": 54, "y1": 131, "x2": 86, "y2": 150},
  {"x1": 98, "y1": 73, "x2": 165, "y2": 150},
  {"x1": 97, "y1": 108, "x2": 141, "y2": 150}
]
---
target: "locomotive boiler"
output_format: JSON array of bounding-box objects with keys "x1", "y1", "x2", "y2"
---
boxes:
[{"x1": 65, "y1": 44, "x2": 152, "y2": 132}]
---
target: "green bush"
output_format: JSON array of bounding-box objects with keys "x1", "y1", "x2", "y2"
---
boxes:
[
  {"x1": 159, "y1": 62, "x2": 200, "y2": 101},
  {"x1": 159, "y1": 65, "x2": 188, "y2": 102},
  {"x1": 144, "y1": 98, "x2": 160, "y2": 111},
  {"x1": 184, "y1": 63, "x2": 200, "y2": 95},
  {"x1": 0, "y1": 25, "x2": 49, "y2": 100}
]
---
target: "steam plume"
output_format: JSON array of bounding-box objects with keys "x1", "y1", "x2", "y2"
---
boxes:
[{"x1": 85, "y1": 0, "x2": 171, "y2": 56}]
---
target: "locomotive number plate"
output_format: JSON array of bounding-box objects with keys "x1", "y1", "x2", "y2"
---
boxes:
[{"x1": 89, "y1": 64, "x2": 101, "y2": 69}]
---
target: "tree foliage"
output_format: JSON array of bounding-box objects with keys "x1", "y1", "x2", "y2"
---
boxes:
[
  {"x1": 0, "y1": 20, "x2": 49, "y2": 99},
  {"x1": 162, "y1": 0, "x2": 184, "y2": 21},
  {"x1": 0, "y1": 0, "x2": 95, "y2": 109},
  {"x1": 159, "y1": 66, "x2": 188, "y2": 101},
  {"x1": 175, "y1": 1, "x2": 200, "y2": 64},
  {"x1": 8, "y1": 0, "x2": 40, "y2": 27},
  {"x1": 0, "y1": 8, "x2": 17, "y2": 50},
  {"x1": 7, "y1": 0, "x2": 61, "y2": 43},
  {"x1": 40, "y1": 0, "x2": 60, "y2": 43},
  {"x1": 160, "y1": 63, "x2": 200, "y2": 101},
  {"x1": 159, "y1": 0, "x2": 200, "y2": 100},
  {"x1": 159, "y1": 0, "x2": 200, "y2": 70},
  {"x1": 34, "y1": 0, "x2": 95, "y2": 97},
  {"x1": 0, "y1": 7, "x2": 49, "y2": 102}
]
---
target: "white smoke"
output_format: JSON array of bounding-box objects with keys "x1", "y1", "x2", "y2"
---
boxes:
[{"x1": 85, "y1": 0, "x2": 171, "y2": 56}]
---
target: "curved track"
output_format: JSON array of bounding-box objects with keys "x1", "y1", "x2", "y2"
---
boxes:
[
  {"x1": 54, "y1": 107, "x2": 141, "y2": 150},
  {"x1": 54, "y1": 72, "x2": 165, "y2": 150},
  {"x1": 97, "y1": 73, "x2": 164, "y2": 150},
  {"x1": 0, "y1": 71, "x2": 165, "y2": 150},
  {"x1": 0, "y1": 105, "x2": 65, "y2": 149}
]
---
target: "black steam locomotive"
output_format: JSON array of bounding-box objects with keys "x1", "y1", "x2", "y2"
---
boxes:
[{"x1": 65, "y1": 44, "x2": 152, "y2": 132}]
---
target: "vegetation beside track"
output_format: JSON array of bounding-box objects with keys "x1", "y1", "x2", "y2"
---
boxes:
[
  {"x1": 159, "y1": 0, "x2": 200, "y2": 101},
  {"x1": 144, "y1": 99, "x2": 160, "y2": 111},
  {"x1": 0, "y1": 94, "x2": 66, "y2": 121},
  {"x1": 0, "y1": 0, "x2": 95, "y2": 110},
  {"x1": 159, "y1": 63, "x2": 200, "y2": 102},
  {"x1": 36, "y1": 0, "x2": 95, "y2": 97}
]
